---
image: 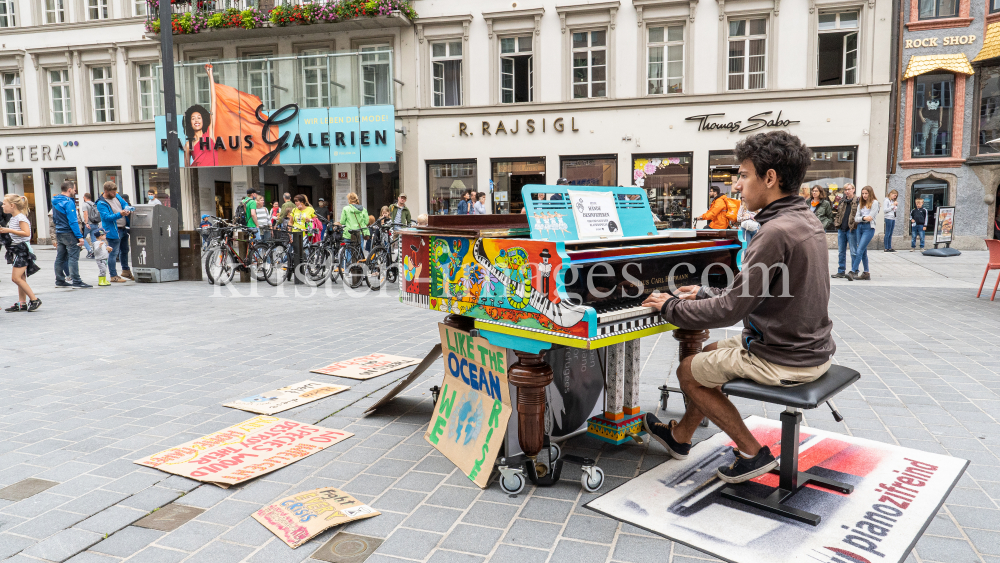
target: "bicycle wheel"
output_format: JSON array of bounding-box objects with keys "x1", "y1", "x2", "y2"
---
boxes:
[
  {"x1": 365, "y1": 247, "x2": 389, "y2": 290},
  {"x1": 305, "y1": 247, "x2": 331, "y2": 287},
  {"x1": 205, "y1": 247, "x2": 236, "y2": 285},
  {"x1": 338, "y1": 245, "x2": 364, "y2": 289},
  {"x1": 251, "y1": 244, "x2": 269, "y2": 282},
  {"x1": 265, "y1": 244, "x2": 288, "y2": 286},
  {"x1": 386, "y1": 264, "x2": 398, "y2": 284}
]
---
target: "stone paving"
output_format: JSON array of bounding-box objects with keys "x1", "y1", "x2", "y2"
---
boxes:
[{"x1": 0, "y1": 249, "x2": 998, "y2": 563}]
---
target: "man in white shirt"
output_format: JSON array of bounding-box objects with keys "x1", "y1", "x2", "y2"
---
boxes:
[{"x1": 147, "y1": 190, "x2": 162, "y2": 206}]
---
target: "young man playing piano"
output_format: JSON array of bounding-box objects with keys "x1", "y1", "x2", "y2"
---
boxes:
[{"x1": 641, "y1": 131, "x2": 835, "y2": 484}]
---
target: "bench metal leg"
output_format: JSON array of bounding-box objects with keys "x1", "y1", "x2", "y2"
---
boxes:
[{"x1": 720, "y1": 407, "x2": 854, "y2": 526}]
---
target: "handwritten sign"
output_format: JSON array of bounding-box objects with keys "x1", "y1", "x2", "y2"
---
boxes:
[
  {"x1": 425, "y1": 324, "x2": 511, "y2": 488},
  {"x1": 253, "y1": 487, "x2": 379, "y2": 548},
  {"x1": 223, "y1": 381, "x2": 350, "y2": 415},
  {"x1": 567, "y1": 190, "x2": 623, "y2": 240},
  {"x1": 311, "y1": 353, "x2": 420, "y2": 380},
  {"x1": 135, "y1": 416, "x2": 353, "y2": 488}
]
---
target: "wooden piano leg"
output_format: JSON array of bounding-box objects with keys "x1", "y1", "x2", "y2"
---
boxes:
[
  {"x1": 508, "y1": 350, "x2": 553, "y2": 459},
  {"x1": 442, "y1": 314, "x2": 474, "y2": 331},
  {"x1": 673, "y1": 329, "x2": 711, "y2": 426}
]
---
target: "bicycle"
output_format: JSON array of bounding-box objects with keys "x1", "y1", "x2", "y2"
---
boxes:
[
  {"x1": 369, "y1": 218, "x2": 398, "y2": 286},
  {"x1": 204, "y1": 222, "x2": 276, "y2": 285}
]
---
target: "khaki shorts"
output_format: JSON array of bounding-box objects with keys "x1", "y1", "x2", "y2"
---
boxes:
[{"x1": 690, "y1": 336, "x2": 831, "y2": 389}]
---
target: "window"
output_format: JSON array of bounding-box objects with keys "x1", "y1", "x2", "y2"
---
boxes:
[
  {"x1": 300, "y1": 50, "x2": 331, "y2": 108},
  {"x1": 45, "y1": 0, "x2": 65, "y2": 23},
  {"x1": 500, "y1": 36, "x2": 532, "y2": 104},
  {"x1": 92, "y1": 66, "x2": 115, "y2": 123},
  {"x1": 49, "y1": 69, "x2": 71, "y2": 125},
  {"x1": 803, "y1": 147, "x2": 858, "y2": 231},
  {"x1": 817, "y1": 11, "x2": 858, "y2": 86},
  {"x1": 361, "y1": 45, "x2": 391, "y2": 105},
  {"x1": 911, "y1": 73, "x2": 954, "y2": 158},
  {"x1": 135, "y1": 167, "x2": 170, "y2": 206},
  {"x1": 89, "y1": 0, "x2": 108, "y2": 20},
  {"x1": 648, "y1": 25, "x2": 684, "y2": 94},
  {"x1": 0, "y1": 0, "x2": 15, "y2": 27},
  {"x1": 2, "y1": 72, "x2": 22, "y2": 126},
  {"x1": 561, "y1": 155, "x2": 617, "y2": 186},
  {"x1": 979, "y1": 65, "x2": 1000, "y2": 155},
  {"x1": 633, "y1": 154, "x2": 692, "y2": 227},
  {"x1": 993, "y1": 0, "x2": 1000, "y2": 13},
  {"x1": 728, "y1": 18, "x2": 767, "y2": 90},
  {"x1": 432, "y1": 41, "x2": 463, "y2": 107},
  {"x1": 918, "y1": 0, "x2": 957, "y2": 19},
  {"x1": 194, "y1": 58, "x2": 221, "y2": 106},
  {"x1": 244, "y1": 54, "x2": 274, "y2": 111},
  {"x1": 137, "y1": 63, "x2": 157, "y2": 121},
  {"x1": 134, "y1": 0, "x2": 145, "y2": 16},
  {"x1": 572, "y1": 30, "x2": 607, "y2": 99},
  {"x1": 491, "y1": 158, "x2": 545, "y2": 214},
  {"x1": 427, "y1": 160, "x2": 478, "y2": 215}
]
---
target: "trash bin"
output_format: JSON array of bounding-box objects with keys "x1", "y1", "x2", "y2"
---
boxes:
[
  {"x1": 178, "y1": 230, "x2": 203, "y2": 281},
  {"x1": 130, "y1": 204, "x2": 179, "y2": 283}
]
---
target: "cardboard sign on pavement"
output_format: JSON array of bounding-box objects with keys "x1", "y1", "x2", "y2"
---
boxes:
[
  {"x1": 223, "y1": 381, "x2": 350, "y2": 415},
  {"x1": 135, "y1": 416, "x2": 353, "y2": 488},
  {"x1": 364, "y1": 345, "x2": 442, "y2": 414},
  {"x1": 253, "y1": 487, "x2": 379, "y2": 548},
  {"x1": 311, "y1": 353, "x2": 421, "y2": 380},
  {"x1": 425, "y1": 324, "x2": 511, "y2": 488}
]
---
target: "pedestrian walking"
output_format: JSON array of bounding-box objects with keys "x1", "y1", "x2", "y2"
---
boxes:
[
  {"x1": 831, "y1": 183, "x2": 858, "y2": 279},
  {"x1": 810, "y1": 186, "x2": 834, "y2": 230},
  {"x1": 254, "y1": 195, "x2": 271, "y2": 241},
  {"x1": 96, "y1": 181, "x2": 133, "y2": 283},
  {"x1": 117, "y1": 193, "x2": 134, "y2": 280},
  {"x1": 51, "y1": 180, "x2": 91, "y2": 288},
  {"x1": 93, "y1": 229, "x2": 110, "y2": 286},
  {"x1": 911, "y1": 198, "x2": 929, "y2": 251},
  {"x1": 883, "y1": 190, "x2": 899, "y2": 252},
  {"x1": 339, "y1": 192, "x2": 370, "y2": 250},
  {"x1": 847, "y1": 185, "x2": 880, "y2": 281},
  {"x1": 388, "y1": 194, "x2": 411, "y2": 227},
  {"x1": 82, "y1": 193, "x2": 101, "y2": 258},
  {"x1": 1, "y1": 194, "x2": 41, "y2": 312},
  {"x1": 700, "y1": 187, "x2": 733, "y2": 229}
]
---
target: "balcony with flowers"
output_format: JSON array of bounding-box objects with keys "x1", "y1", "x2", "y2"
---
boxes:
[{"x1": 145, "y1": 0, "x2": 416, "y2": 42}]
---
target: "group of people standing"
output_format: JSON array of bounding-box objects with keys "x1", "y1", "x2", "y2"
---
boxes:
[{"x1": 455, "y1": 189, "x2": 488, "y2": 215}]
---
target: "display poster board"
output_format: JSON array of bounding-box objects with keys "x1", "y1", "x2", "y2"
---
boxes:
[
  {"x1": 311, "y1": 353, "x2": 421, "y2": 380},
  {"x1": 934, "y1": 206, "x2": 955, "y2": 244},
  {"x1": 253, "y1": 487, "x2": 379, "y2": 548},
  {"x1": 567, "y1": 190, "x2": 624, "y2": 239},
  {"x1": 425, "y1": 324, "x2": 511, "y2": 488},
  {"x1": 135, "y1": 416, "x2": 352, "y2": 487},
  {"x1": 223, "y1": 381, "x2": 350, "y2": 415},
  {"x1": 364, "y1": 345, "x2": 442, "y2": 414}
]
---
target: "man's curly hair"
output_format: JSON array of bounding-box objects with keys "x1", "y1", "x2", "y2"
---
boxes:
[{"x1": 733, "y1": 131, "x2": 812, "y2": 194}]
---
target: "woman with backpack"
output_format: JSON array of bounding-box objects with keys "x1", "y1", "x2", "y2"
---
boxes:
[{"x1": 338, "y1": 192, "x2": 370, "y2": 251}]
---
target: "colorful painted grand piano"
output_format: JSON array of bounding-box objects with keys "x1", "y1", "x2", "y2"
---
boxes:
[{"x1": 400, "y1": 185, "x2": 743, "y2": 493}]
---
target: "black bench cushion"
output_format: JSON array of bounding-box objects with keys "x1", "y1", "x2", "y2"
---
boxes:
[{"x1": 720, "y1": 365, "x2": 860, "y2": 409}]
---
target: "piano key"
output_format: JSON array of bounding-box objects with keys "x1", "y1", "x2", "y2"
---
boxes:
[{"x1": 597, "y1": 305, "x2": 658, "y2": 324}]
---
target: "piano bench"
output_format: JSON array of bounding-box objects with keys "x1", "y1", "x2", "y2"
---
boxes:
[{"x1": 718, "y1": 365, "x2": 861, "y2": 526}]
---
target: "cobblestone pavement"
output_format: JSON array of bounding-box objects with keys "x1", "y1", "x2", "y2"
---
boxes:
[{"x1": 0, "y1": 249, "x2": 997, "y2": 563}]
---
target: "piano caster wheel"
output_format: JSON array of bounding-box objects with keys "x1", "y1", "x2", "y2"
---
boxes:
[
  {"x1": 581, "y1": 466, "x2": 605, "y2": 493},
  {"x1": 430, "y1": 385, "x2": 440, "y2": 405},
  {"x1": 658, "y1": 385, "x2": 670, "y2": 412},
  {"x1": 498, "y1": 466, "x2": 526, "y2": 495},
  {"x1": 548, "y1": 444, "x2": 562, "y2": 464}
]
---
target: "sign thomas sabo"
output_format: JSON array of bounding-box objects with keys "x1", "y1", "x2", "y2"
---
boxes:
[{"x1": 686, "y1": 111, "x2": 799, "y2": 133}]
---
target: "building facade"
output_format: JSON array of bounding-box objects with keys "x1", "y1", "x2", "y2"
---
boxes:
[{"x1": 889, "y1": 0, "x2": 1000, "y2": 249}]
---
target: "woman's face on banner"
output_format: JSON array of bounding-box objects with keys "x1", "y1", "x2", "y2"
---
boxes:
[{"x1": 191, "y1": 111, "x2": 203, "y2": 133}]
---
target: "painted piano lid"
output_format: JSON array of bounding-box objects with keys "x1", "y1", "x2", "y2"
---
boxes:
[{"x1": 521, "y1": 184, "x2": 658, "y2": 243}]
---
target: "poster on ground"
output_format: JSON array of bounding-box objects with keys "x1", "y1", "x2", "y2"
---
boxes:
[
  {"x1": 135, "y1": 416, "x2": 353, "y2": 488},
  {"x1": 364, "y1": 345, "x2": 442, "y2": 414},
  {"x1": 253, "y1": 487, "x2": 379, "y2": 548},
  {"x1": 425, "y1": 324, "x2": 511, "y2": 488},
  {"x1": 223, "y1": 381, "x2": 350, "y2": 415},
  {"x1": 311, "y1": 353, "x2": 421, "y2": 380}
]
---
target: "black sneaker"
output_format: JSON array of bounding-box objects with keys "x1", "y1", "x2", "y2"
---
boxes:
[
  {"x1": 71, "y1": 281, "x2": 93, "y2": 289},
  {"x1": 831, "y1": 273, "x2": 846, "y2": 279},
  {"x1": 642, "y1": 413, "x2": 691, "y2": 460},
  {"x1": 27, "y1": 299, "x2": 41, "y2": 312},
  {"x1": 4, "y1": 303, "x2": 24, "y2": 312},
  {"x1": 55, "y1": 281, "x2": 72, "y2": 288},
  {"x1": 86, "y1": 252, "x2": 95, "y2": 259},
  {"x1": 717, "y1": 446, "x2": 778, "y2": 483}
]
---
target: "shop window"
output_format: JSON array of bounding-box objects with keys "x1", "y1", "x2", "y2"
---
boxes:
[
  {"x1": 44, "y1": 168, "x2": 77, "y2": 209},
  {"x1": 300, "y1": 50, "x2": 331, "y2": 108},
  {"x1": 0, "y1": 0, "x2": 16, "y2": 27},
  {"x1": 647, "y1": 25, "x2": 684, "y2": 94},
  {"x1": 918, "y1": 0, "x2": 957, "y2": 19},
  {"x1": 432, "y1": 41, "x2": 463, "y2": 107},
  {"x1": 708, "y1": 150, "x2": 740, "y2": 204},
  {"x1": 88, "y1": 0, "x2": 108, "y2": 20},
  {"x1": 428, "y1": 161, "x2": 478, "y2": 215},
  {"x1": 361, "y1": 45, "x2": 392, "y2": 106},
  {"x1": 492, "y1": 158, "x2": 545, "y2": 214},
  {"x1": 137, "y1": 63, "x2": 158, "y2": 121},
  {"x1": 45, "y1": 0, "x2": 65, "y2": 23},
  {"x1": 561, "y1": 155, "x2": 616, "y2": 186},
  {"x1": 91, "y1": 66, "x2": 115, "y2": 123},
  {"x1": 911, "y1": 73, "x2": 954, "y2": 158},
  {"x1": 2, "y1": 72, "x2": 22, "y2": 126},
  {"x1": 49, "y1": 69, "x2": 72, "y2": 125},
  {"x1": 633, "y1": 154, "x2": 692, "y2": 227},
  {"x1": 817, "y1": 11, "x2": 858, "y2": 86},
  {"x1": 501, "y1": 36, "x2": 533, "y2": 104},
  {"x1": 803, "y1": 147, "x2": 857, "y2": 232},
  {"x1": 2, "y1": 171, "x2": 37, "y2": 244},
  {"x1": 977, "y1": 65, "x2": 1000, "y2": 155},
  {"x1": 135, "y1": 167, "x2": 170, "y2": 206},
  {"x1": 572, "y1": 30, "x2": 607, "y2": 99},
  {"x1": 912, "y1": 180, "x2": 948, "y2": 231},
  {"x1": 88, "y1": 168, "x2": 120, "y2": 202},
  {"x1": 728, "y1": 18, "x2": 767, "y2": 91}
]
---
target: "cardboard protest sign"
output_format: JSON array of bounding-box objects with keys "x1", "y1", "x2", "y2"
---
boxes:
[
  {"x1": 364, "y1": 345, "x2": 442, "y2": 414},
  {"x1": 425, "y1": 324, "x2": 511, "y2": 488},
  {"x1": 311, "y1": 353, "x2": 421, "y2": 380},
  {"x1": 253, "y1": 487, "x2": 379, "y2": 548},
  {"x1": 135, "y1": 416, "x2": 352, "y2": 488},
  {"x1": 223, "y1": 381, "x2": 350, "y2": 415}
]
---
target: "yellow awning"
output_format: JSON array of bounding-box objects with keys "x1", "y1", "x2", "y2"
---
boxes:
[
  {"x1": 974, "y1": 22, "x2": 1000, "y2": 61},
  {"x1": 903, "y1": 54, "x2": 975, "y2": 79}
]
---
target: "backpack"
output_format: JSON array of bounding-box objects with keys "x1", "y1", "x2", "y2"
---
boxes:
[
  {"x1": 86, "y1": 201, "x2": 101, "y2": 224},
  {"x1": 234, "y1": 197, "x2": 251, "y2": 225},
  {"x1": 724, "y1": 196, "x2": 740, "y2": 225}
]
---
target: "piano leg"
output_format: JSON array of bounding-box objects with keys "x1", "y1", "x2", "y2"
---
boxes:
[
  {"x1": 586, "y1": 342, "x2": 646, "y2": 445},
  {"x1": 672, "y1": 329, "x2": 711, "y2": 427},
  {"x1": 507, "y1": 350, "x2": 553, "y2": 459},
  {"x1": 623, "y1": 340, "x2": 642, "y2": 418}
]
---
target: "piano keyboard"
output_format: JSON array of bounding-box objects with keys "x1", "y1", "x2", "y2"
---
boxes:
[
  {"x1": 597, "y1": 314, "x2": 665, "y2": 337},
  {"x1": 596, "y1": 305, "x2": 658, "y2": 324},
  {"x1": 401, "y1": 292, "x2": 429, "y2": 308}
]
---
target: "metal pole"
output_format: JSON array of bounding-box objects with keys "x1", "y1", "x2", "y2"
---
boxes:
[{"x1": 159, "y1": 0, "x2": 182, "y2": 227}]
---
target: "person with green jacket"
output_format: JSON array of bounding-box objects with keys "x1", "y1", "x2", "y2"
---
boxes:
[
  {"x1": 810, "y1": 186, "x2": 834, "y2": 230},
  {"x1": 387, "y1": 194, "x2": 412, "y2": 227},
  {"x1": 339, "y1": 192, "x2": 370, "y2": 245}
]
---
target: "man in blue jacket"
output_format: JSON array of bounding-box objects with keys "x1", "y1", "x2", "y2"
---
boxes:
[
  {"x1": 95, "y1": 181, "x2": 133, "y2": 283},
  {"x1": 51, "y1": 181, "x2": 91, "y2": 289}
]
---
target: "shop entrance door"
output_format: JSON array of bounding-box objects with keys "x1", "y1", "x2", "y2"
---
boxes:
[
  {"x1": 912, "y1": 180, "x2": 948, "y2": 233},
  {"x1": 3, "y1": 171, "x2": 38, "y2": 244},
  {"x1": 492, "y1": 158, "x2": 546, "y2": 214},
  {"x1": 215, "y1": 181, "x2": 232, "y2": 220}
]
